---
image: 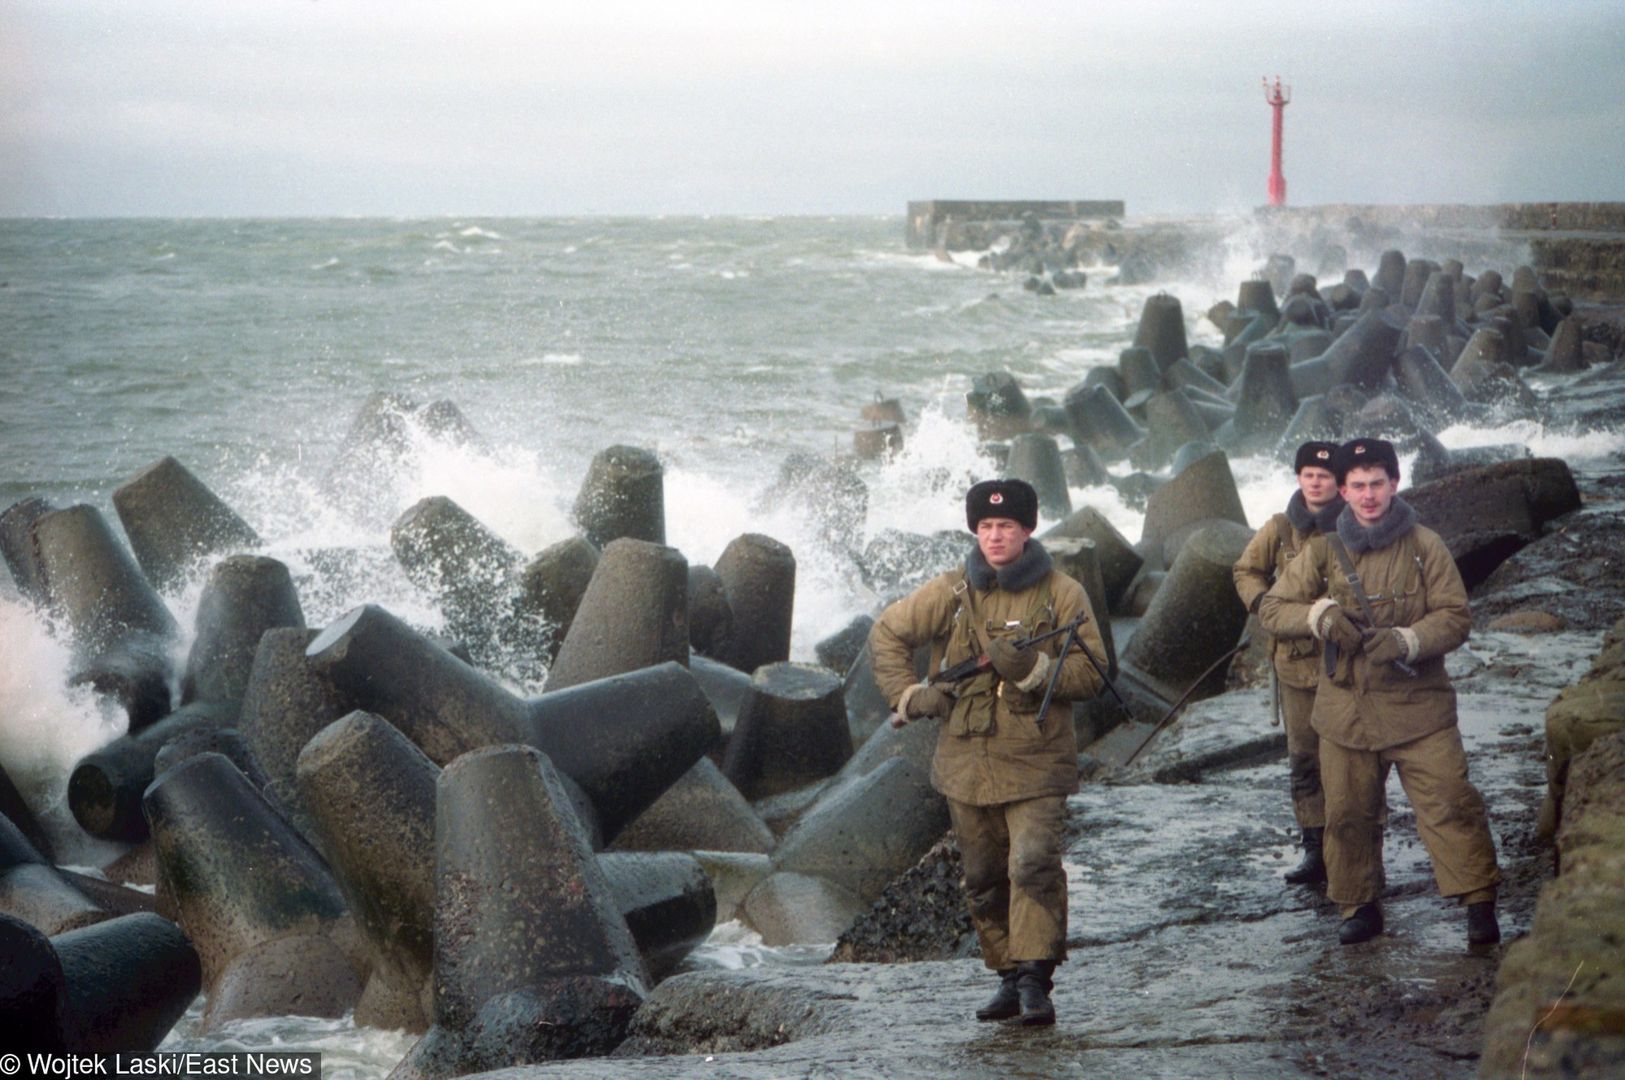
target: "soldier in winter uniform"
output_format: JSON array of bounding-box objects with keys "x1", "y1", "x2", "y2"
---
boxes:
[
  {"x1": 1232, "y1": 440, "x2": 1345, "y2": 884},
  {"x1": 1260, "y1": 438, "x2": 1501, "y2": 947},
  {"x1": 869, "y1": 479, "x2": 1106, "y2": 1025}
]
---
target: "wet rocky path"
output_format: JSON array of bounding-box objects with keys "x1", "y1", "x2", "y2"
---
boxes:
[{"x1": 487, "y1": 623, "x2": 1581, "y2": 1079}]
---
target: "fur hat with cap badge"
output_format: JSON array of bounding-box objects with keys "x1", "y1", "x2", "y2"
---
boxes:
[{"x1": 965, "y1": 478, "x2": 1039, "y2": 532}]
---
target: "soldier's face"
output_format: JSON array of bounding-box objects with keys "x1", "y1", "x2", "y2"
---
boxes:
[
  {"x1": 1340, "y1": 465, "x2": 1396, "y2": 527},
  {"x1": 977, "y1": 517, "x2": 1032, "y2": 567},
  {"x1": 1297, "y1": 466, "x2": 1337, "y2": 508}
]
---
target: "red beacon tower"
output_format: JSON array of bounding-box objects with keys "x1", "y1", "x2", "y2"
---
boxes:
[{"x1": 1263, "y1": 75, "x2": 1290, "y2": 206}]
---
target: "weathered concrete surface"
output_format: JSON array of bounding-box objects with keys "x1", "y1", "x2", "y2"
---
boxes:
[
  {"x1": 1480, "y1": 730, "x2": 1625, "y2": 1078},
  {"x1": 478, "y1": 618, "x2": 1575, "y2": 1079}
]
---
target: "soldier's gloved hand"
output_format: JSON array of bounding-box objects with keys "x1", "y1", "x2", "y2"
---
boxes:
[
  {"x1": 986, "y1": 637, "x2": 1039, "y2": 683},
  {"x1": 1364, "y1": 627, "x2": 1408, "y2": 666},
  {"x1": 1318, "y1": 606, "x2": 1365, "y2": 654},
  {"x1": 903, "y1": 685, "x2": 953, "y2": 719}
]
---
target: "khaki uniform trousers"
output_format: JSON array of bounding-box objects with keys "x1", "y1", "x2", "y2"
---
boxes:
[
  {"x1": 1320, "y1": 725, "x2": 1501, "y2": 916},
  {"x1": 949, "y1": 794, "x2": 1068, "y2": 971},
  {"x1": 1280, "y1": 680, "x2": 1325, "y2": 830}
]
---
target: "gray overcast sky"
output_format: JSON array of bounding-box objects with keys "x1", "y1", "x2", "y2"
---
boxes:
[{"x1": 3, "y1": 0, "x2": 1624, "y2": 217}]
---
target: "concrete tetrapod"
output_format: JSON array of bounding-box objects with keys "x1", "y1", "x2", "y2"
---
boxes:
[
  {"x1": 0, "y1": 913, "x2": 67, "y2": 1050},
  {"x1": 546, "y1": 538, "x2": 689, "y2": 691},
  {"x1": 814, "y1": 614, "x2": 874, "y2": 679},
  {"x1": 1414, "y1": 269, "x2": 1456, "y2": 325},
  {"x1": 31, "y1": 503, "x2": 175, "y2": 731},
  {"x1": 1289, "y1": 307, "x2": 1406, "y2": 397},
  {"x1": 1373, "y1": 249, "x2": 1407, "y2": 298},
  {"x1": 516, "y1": 536, "x2": 600, "y2": 661},
  {"x1": 52, "y1": 912, "x2": 201, "y2": 1052},
  {"x1": 610, "y1": 757, "x2": 776, "y2": 856},
  {"x1": 394, "y1": 745, "x2": 647, "y2": 1079},
  {"x1": 307, "y1": 607, "x2": 720, "y2": 845},
  {"x1": 152, "y1": 724, "x2": 270, "y2": 791},
  {"x1": 237, "y1": 627, "x2": 355, "y2": 805},
  {"x1": 690, "y1": 653, "x2": 754, "y2": 749},
  {"x1": 1118, "y1": 520, "x2": 1252, "y2": 706},
  {"x1": 965, "y1": 371, "x2": 1033, "y2": 439},
  {"x1": 181, "y1": 555, "x2": 305, "y2": 707},
  {"x1": 0, "y1": 496, "x2": 54, "y2": 605},
  {"x1": 143, "y1": 752, "x2": 364, "y2": 1032},
  {"x1": 712, "y1": 533, "x2": 796, "y2": 676},
  {"x1": 1132, "y1": 389, "x2": 1210, "y2": 472},
  {"x1": 1137, "y1": 450, "x2": 1248, "y2": 570},
  {"x1": 1399, "y1": 258, "x2": 1440, "y2": 309},
  {"x1": 1044, "y1": 537, "x2": 1117, "y2": 678},
  {"x1": 296, "y1": 710, "x2": 439, "y2": 1033},
  {"x1": 759, "y1": 754, "x2": 949, "y2": 931},
  {"x1": 1219, "y1": 342, "x2": 1297, "y2": 454},
  {"x1": 1063, "y1": 384, "x2": 1146, "y2": 462},
  {"x1": 597, "y1": 852, "x2": 718, "y2": 981},
  {"x1": 1392, "y1": 344, "x2": 1471, "y2": 424},
  {"x1": 306, "y1": 604, "x2": 532, "y2": 764},
  {"x1": 686, "y1": 563, "x2": 734, "y2": 658},
  {"x1": 1450, "y1": 328, "x2": 1523, "y2": 404},
  {"x1": 297, "y1": 713, "x2": 723, "y2": 1036},
  {"x1": 390, "y1": 495, "x2": 522, "y2": 663},
  {"x1": 722, "y1": 662, "x2": 854, "y2": 801},
  {"x1": 67, "y1": 699, "x2": 240, "y2": 844},
  {"x1": 1536, "y1": 316, "x2": 1588, "y2": 375},
  {"x1": 1131, "y1": 293, "x2": 1189, "y2": 371},
  {"x1": 112, "y1": 456, "x2": 260, "y2": 591},
  {"x1": 1004, "y1": 432, "x2": 1072, "y2": 521},
  {"x1": 1118, "y1": 346, "x2": 1163, "y2": 407},
  {"x1": 1042, "y1": 506, "x2": 1144, "y2": 614},
  {"x1": 0, "y1": 816, "x2": 109, "y2": 936},
  {"x1": 1236, "y1": 278, "x2": 1280, "y2": 322},
  {"x1": 1, "y1": 759, "x2": 55, "y2": 862},
  {"x1": 572, "y1": 445, "x2": 666, "y2": 549}
]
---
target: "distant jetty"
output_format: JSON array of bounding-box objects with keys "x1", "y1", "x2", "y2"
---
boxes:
[
  {"x1": 904, "y1": 200, "x2": 1125, "y2": 249},
  {"x1": 911, "y1": 200, "x2": 1625, "y2": 300}
]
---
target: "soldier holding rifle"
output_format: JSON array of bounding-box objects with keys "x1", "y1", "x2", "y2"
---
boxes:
[
  {"x1": 1232, "y1": 440, "x2": 1345, "y2": 885},
  {"x1": 1259, "y1": 438, "x2": 1501, "y2": 947},
  {"x1": 869, "y1": 479, "x2": 1106, "y2": 1027}
]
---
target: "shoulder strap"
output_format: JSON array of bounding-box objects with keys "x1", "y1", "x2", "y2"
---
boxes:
[{"x1": 1326, "y1": 534, "x2": 1379, "y2": 626}]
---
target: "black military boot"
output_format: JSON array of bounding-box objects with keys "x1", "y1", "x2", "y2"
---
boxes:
[
  {"x1": 1013, "y1": 961, "x2": 1056, "y2": 1026},
  {"x1": 1283, "y1": 827, "x2": 1327, "y2": 885},
  {"x1": 1338, "y1": 903, "x2": 1384, "y2": 945},
  {"x1": 975, "y1": 969, "x2": 1021, "y2": 1021},
  {"x1": 1466, "y1": 901, "x2": 1501, "y2": 945}
]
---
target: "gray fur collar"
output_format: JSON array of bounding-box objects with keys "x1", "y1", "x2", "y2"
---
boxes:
[
  {"x1": 966, "y1": 538, "x2": 1053, "y2": 592},
  {"x1": 1285, "y1": 490, "x2": 1346, "y2": 534},
  {"x1": 1335, "y1": 495, "x2": 1418, "y2": 555}
]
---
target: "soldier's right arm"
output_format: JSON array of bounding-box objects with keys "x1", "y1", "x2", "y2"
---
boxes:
[
  {"x1": 1258, "y1": 537, "x2": 1327, "y2": 641},
  {"x1": 868, "y1": 575, "x2": 957, "y2": 709},
  {"x1": 1232, "y1": 519, "x2": 1278, "y2": 614}
]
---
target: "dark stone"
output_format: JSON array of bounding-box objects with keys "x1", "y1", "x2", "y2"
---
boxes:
[
  {"x1": 1004, "y1": 433, "x2": 1071, "y2": 521},
  {"x1": 0, "y1": 913, "x2": 67, "y2": 1050},
  {"x1": 238, "y1": 627, "x2": 354, "y2": 802}
]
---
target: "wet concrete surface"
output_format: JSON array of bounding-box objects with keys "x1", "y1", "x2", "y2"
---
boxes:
[{"x1": 481, "y1": 623, "x2": 1585, "y2": 1079}]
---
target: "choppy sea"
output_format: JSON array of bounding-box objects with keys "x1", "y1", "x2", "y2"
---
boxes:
[{"x1": 2, "y1": 215, "x2": 1621, "y2": 1073}]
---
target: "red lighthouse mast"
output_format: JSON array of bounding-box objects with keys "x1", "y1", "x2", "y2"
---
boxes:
[{"x1": 1263, "y1": 75, "x2": 1290, "y2": 207}]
